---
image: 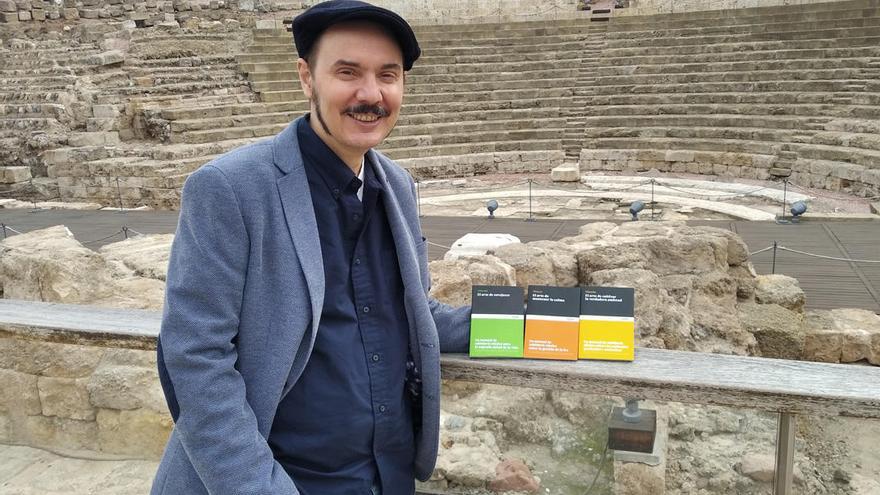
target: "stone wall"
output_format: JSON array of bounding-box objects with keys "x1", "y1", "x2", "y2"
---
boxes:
[
  {"x1": 368, "y1": 0, "x2": 584, "y2": 24},
  {"x1": 0, "y1": 0, "x2": 296, "y2": 24},
  {"x1": 618, "y1": 0, "x2": 855, "y2": 16},
  {"x1": 0, "y1": 336, "x2": 171, "y2": 459}
]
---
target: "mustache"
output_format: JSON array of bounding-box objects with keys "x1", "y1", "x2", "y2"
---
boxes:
[{"x1": 344, "y1": 104, "x2": 390, "y2": 117}]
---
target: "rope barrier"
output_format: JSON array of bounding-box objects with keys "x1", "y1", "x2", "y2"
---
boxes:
[
  {"x1": 81, "y1": 229, "x2": 125, "y2": 246},
  {"x1": 427, "y1": 240, "x2": 453, "y2": 250},
  {"x1": 748, "y1": 243, "x2": 880, "y2": 264},
  {"x1": 748, "y1": 245, "x2": 775, "y2": 256},
  {"x1": 776, "y1": 246, "x2": 880, "y2": 264}
]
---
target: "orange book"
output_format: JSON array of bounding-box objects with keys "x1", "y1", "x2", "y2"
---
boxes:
[{"x1": 523, "y1": 286, "x2": 581, "y2": 360}]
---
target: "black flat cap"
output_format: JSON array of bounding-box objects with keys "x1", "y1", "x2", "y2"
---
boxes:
[{"x1": 292, "y1": 0, "x2": 421, "y2": 71}]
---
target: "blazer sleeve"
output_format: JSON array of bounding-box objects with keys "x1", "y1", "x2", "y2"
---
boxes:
[{"x1": 159, "y1": 165, "x2": 298, "y2": 495}]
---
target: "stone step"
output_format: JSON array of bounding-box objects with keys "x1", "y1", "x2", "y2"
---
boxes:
[
  {"x1": 792, "y1": 142, "x2": 880, "y2": 166},
  {"x1": 379, "y1": 139, "x2": 563, "y2": 160},
  {"x1": 600, "y1": 57, "x2": 874, "y2": 76},
  {"x1": 582, "y1": 114, "x2": 828, "y2": 130},
  {"x1": 412, "y1": 16, "x2": 599, "y2": 33},
  {"x1": 592, "y1": 79, "x2": 873, "y2": 95},
  {"x1": 600, "y1": 46, "x2": 880, "y2": 66},
  {"x1": 104, "y1": 80, "x2": 252, "y2": 97},
  {"x1": 584, "y1": 125, "x2": 799, "y2": 143},
  {"x1": 605, "y1": 25, "x2": 880, "y2": 50},
  {"x1": 125, "y1": 55, "x2": 237, "y2": 69},
  {"x1": 584, "y1": 136, "x2": 781, "y2": 155},
  {"x1": 169, "y1": 110, "x2": 303, "y2": 132},
  {"x1": 247, "y1": 70, "x2": 298, "y2": 82},
  {"x1": 601, "y1": 35, "x2": 880, "y2": 57},
  {"x1": 0, "y1": 91, "x2": 76, "y2": 104},
  {"x1": 159, "y1": 101, "x2": 302, "y2": 121},
  {"x1": 0, "y1": 117, "x2": 63, "y2": 132},
  {"x1": 391, "y1": 118, "x2": 569, "y2": 138},
  {"x1": 0, "y1": 103, "x2": 69, "y2": 119},
  {"x1": 609, "y1": 1, "x2": 878, "y2": 29},
  {"x1": 607, "y1": 13, "x2": 880, "y2": 40},
  {"x1": 250, "y1": 75, "x2": 579, "y2": 95},
  {"x1": 128, "y1": 64, "x2": 240, "y2": 78},
  {"x1": 583, "y1": 91, "x2": 880, "y2": 106},
  {"x1": 595, "y1": 68, "x2": 867, "y2": 86},
  {"x1": 381, "y1": 128, "x2": 565, "y2": 150},
  {"x1": 583, "y1": 102, "x2": 880, "y2": 119},
  {"x1": 170, "y1": 122, "x2": 290, "y2": 144},
  {"x1": 822, "y1": 119, "x2": 880, "y2": 134}
]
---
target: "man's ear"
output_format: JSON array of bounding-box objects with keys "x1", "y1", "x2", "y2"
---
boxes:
[{"x1": 297, "y1": 57, "x2": 313, "y2": 99}]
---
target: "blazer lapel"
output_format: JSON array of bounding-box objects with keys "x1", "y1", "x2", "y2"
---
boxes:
[{"x1": 273, "y1": 120, "x2": 324, "y2": 348}]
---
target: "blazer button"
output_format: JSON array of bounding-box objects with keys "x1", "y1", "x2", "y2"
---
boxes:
[
  {"x1": 362, "y1": 306, "x2": 371, "y2": 313},
  {"x1": 378, "y1": 405, "x2": 387, "y2": 413}
]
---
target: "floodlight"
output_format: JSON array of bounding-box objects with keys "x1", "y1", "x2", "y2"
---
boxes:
[
  {"x1": 629, "y1": 200, "x2": 645, "y2": 221},
  {"x1": 486, "y1": 199, "x2": 499, "y2": 219},
  {"x1": 790, "y1": 201, "x2": 807, "y2": 218}
]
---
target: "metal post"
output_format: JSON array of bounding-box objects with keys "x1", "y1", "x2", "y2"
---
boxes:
[
  {"x1": 771, "y1": 241, "x2": 778, "y2": 274},
  {"x1": 1, "y1": 224, "x2": 6, "y2": 240},
  {"x1": 780, "y1": 179, "x2": 788, "y2": 222},
  {"x1": 526, "y1": 179, "x2": 535, "y2": 222},
  {"x1": 774, "y1": 412, "x2": 796, "y2": 495},
  {"x1": 116, "y1": 177, "x2": 125, "y2": 212},
  {"x1": 122, "y1": 226, "x2": 129, "y2": 240}
]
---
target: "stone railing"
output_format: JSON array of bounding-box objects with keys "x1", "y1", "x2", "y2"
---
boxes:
[{"x1": 2, "y1": 298, "x2": 880, "y2": 494}]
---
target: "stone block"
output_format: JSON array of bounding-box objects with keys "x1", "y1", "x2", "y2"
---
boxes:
[
  {"x1": 18, "y1": 9, "x2": 31, "y2": 19},
  {"x1": 87, "y1": 364, "x2": 166, "y2": 412},
  {"x1": 38, "y1": 377, "x2": 95, "y2": 421},
  {"x1": 1, "y1": 166, "x2": 32, "y2": 184},
  {"x1": 47, "y1": 8, "x2": 58, "y2": 18},
  {"x1": 79, "y1": 7, "x2": 100, "y2": 17},
  {"x1": 87, "y1": 118, "x2": 119, "y2": 132},
  {"x1": 91, "y1": 104, "x2": 120, "y2": 119},
  {"x1": 0, "y1": 414, "x2": 10, "y2": 443},
  {"x1": 0, "y1": 0, "x2": 16, "y2": 11},
  {"x1": 550, "y1": 164, "x2": 579, "y2": 182},
  {"x1": 0, "y1": 369, "x2": 42, "y2": 415},
  {"x1": 22, "y1": 415, "x2": 99, "y2": 452},
  {"x1": 255, "y1": 18, "x2": 275, "y2": 29},
  {"x1": 0, "y1": 11, "x2": 18, "y2": 21},
  {"x1": 0, "y1": 338, "x2": 105, "y2": 378},
  {"x1": 61, "y1": 7, "x2": 77, "y2": 18},
  {"x1": 665, "y1": 150, "x2": 694, "y2": 162},
  {"x1": 14, "y1": 0, "x2": 29, "y2": 9},
  {"x1": 96, "y1": 408, "x2": 172, "y2": 459},
  {"x1": 31, "y1": 7, "x2": 44, "y2": 19},
  {"x1": 804, "y1": 329, "x2": 842, "y2": 363}
]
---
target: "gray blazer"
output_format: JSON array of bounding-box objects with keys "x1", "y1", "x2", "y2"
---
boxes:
[{"x1": 151, "y1": 117, "x2": 470, "y2": 494}]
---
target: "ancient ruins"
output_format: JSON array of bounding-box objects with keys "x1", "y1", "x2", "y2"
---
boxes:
[{"x1": 2, "y1": 0, "x2": 880, "y2": 493}]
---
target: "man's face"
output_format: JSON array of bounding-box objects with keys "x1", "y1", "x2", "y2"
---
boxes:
[{"x1": 297, "y1": 21, "x2": 405, "y2": 160}]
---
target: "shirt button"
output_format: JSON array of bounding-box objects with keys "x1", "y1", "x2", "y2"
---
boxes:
[
  {"x1": 371, "y1": 354, "x2": 380, "y2": 362},
  {"x1": 354, "y1": 258, "x2": 361, "y2": 265},
  {"x1": 378, "y1": 405, "x2": 386, "y2": 413},
  {"x1": 362, "y1": 306, "x2": 370, "y2": 313}
]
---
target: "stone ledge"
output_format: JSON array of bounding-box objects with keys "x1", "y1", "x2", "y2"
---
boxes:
[{"x1": 0, "y1": 300, "x2": 158, "y2": 350}]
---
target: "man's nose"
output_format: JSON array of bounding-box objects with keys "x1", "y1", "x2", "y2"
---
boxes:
[{"x1": 355, "y1": 76, "x2": 382, "y2": 103}]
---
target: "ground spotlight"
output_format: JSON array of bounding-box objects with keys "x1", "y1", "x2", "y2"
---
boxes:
[
  {"x1": 629, "y1": 200, "x2": 645, "y2": 221},
  {"x1": 486, "y1": 199, "x2": 499, "y2": 219},
  {"x1": 790, "y1": 200, "x2": 807, "y2": 220}
]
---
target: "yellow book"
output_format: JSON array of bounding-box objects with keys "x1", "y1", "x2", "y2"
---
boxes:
[{"x1": 578, "y1": 286, "x2": 635, "y2": 361}]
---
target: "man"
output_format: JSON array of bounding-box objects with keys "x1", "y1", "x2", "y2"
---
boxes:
[{"x1": 151, "y1": 2, "x2": 470, "y2": 494}]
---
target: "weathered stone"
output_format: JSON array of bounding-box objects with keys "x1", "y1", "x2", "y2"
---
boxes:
[
  {"x1": 754, "y1": 274, "x2": 806, "y2": 313},
  {"x1": 31, "y1": 7, "x2": 44, "y2": 19},
  {"x1": 98, "y1": 234, "x2": 173, "y2": 281},
  {"x1": 0, "y1": 11, "x2": 19, "y2": 22},
  {"x1": 96, "y1": 408, "x2": 172, "y2": 458},
  {"x1": 0, "y1": 166, "x2": 31, "y2": 184},
  {"x1": 428, "y1": 256, "x2": 516, "y2": 306},
  {"x1": 0, "y1": 338, "x2": 104, "y2": 378},
  {"x1": 488, "y1": 458, "x2": 540, "y2": 493},
  {"x1": 550, "y1": 164, "x2": 579, "y2": 182},
  {"x1": 0, "y1": 0, "x2": 17, "y2": 11},
  {"x1": 490, "y1": 243, "x2": 556, "y2": 292},
  {"x1": 614, "y1": 460, "x2": 665, "y2": 494},
  {"x1": 37, "y1": 377, "x2": 95, "y2": 421},
  {"x1": 87, "y1": 364, "x2": 166, "y2": 412},
  {"x1": 738, "y1": 303, "x2": 805, "y2": 360},
  {"x1": 22, "y1": 415, "x2": 99, "y2": 452},
  {"x1": 804, "y1": 308, "x2": 880, "y2": 365},
  {"x1": 0, "y1": 369, "x2": 42, "y2": 415},
  {"x1": 87, "y1": 50, "x2": 125, "y2": 66},
  {"x1": 738, "y1": 453, "x2": 775, "y2": 482},
  {"x1": 61, "y1": 6, "x2": 77, "y2": 17}
]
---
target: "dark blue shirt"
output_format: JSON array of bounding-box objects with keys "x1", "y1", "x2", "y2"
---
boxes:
[{"x1": 268, "y1": 116, "x2": 414, "y2": 495}]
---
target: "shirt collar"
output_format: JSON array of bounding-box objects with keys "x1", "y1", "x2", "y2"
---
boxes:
[{"x1": 297, "y1": 115, "x2": 362, "y2": 199}]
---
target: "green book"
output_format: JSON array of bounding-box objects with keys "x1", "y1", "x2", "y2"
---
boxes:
[{"x1": 469, "y1": 285, "x2": 525, "y2": 358}]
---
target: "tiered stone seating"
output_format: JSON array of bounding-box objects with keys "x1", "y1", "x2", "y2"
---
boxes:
[
  {"x1": 225, "y1": 19, "x2": 607, "y2": 178},
  {"x1": 0, "y1": 35, "x2": 108, "y2": 196},
  {"x1": 581, "y1": 0, "x2": 880, "y2": 197},
  {"x1": 38, "y1": 26, "x2": 261, "y2": 208}
]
